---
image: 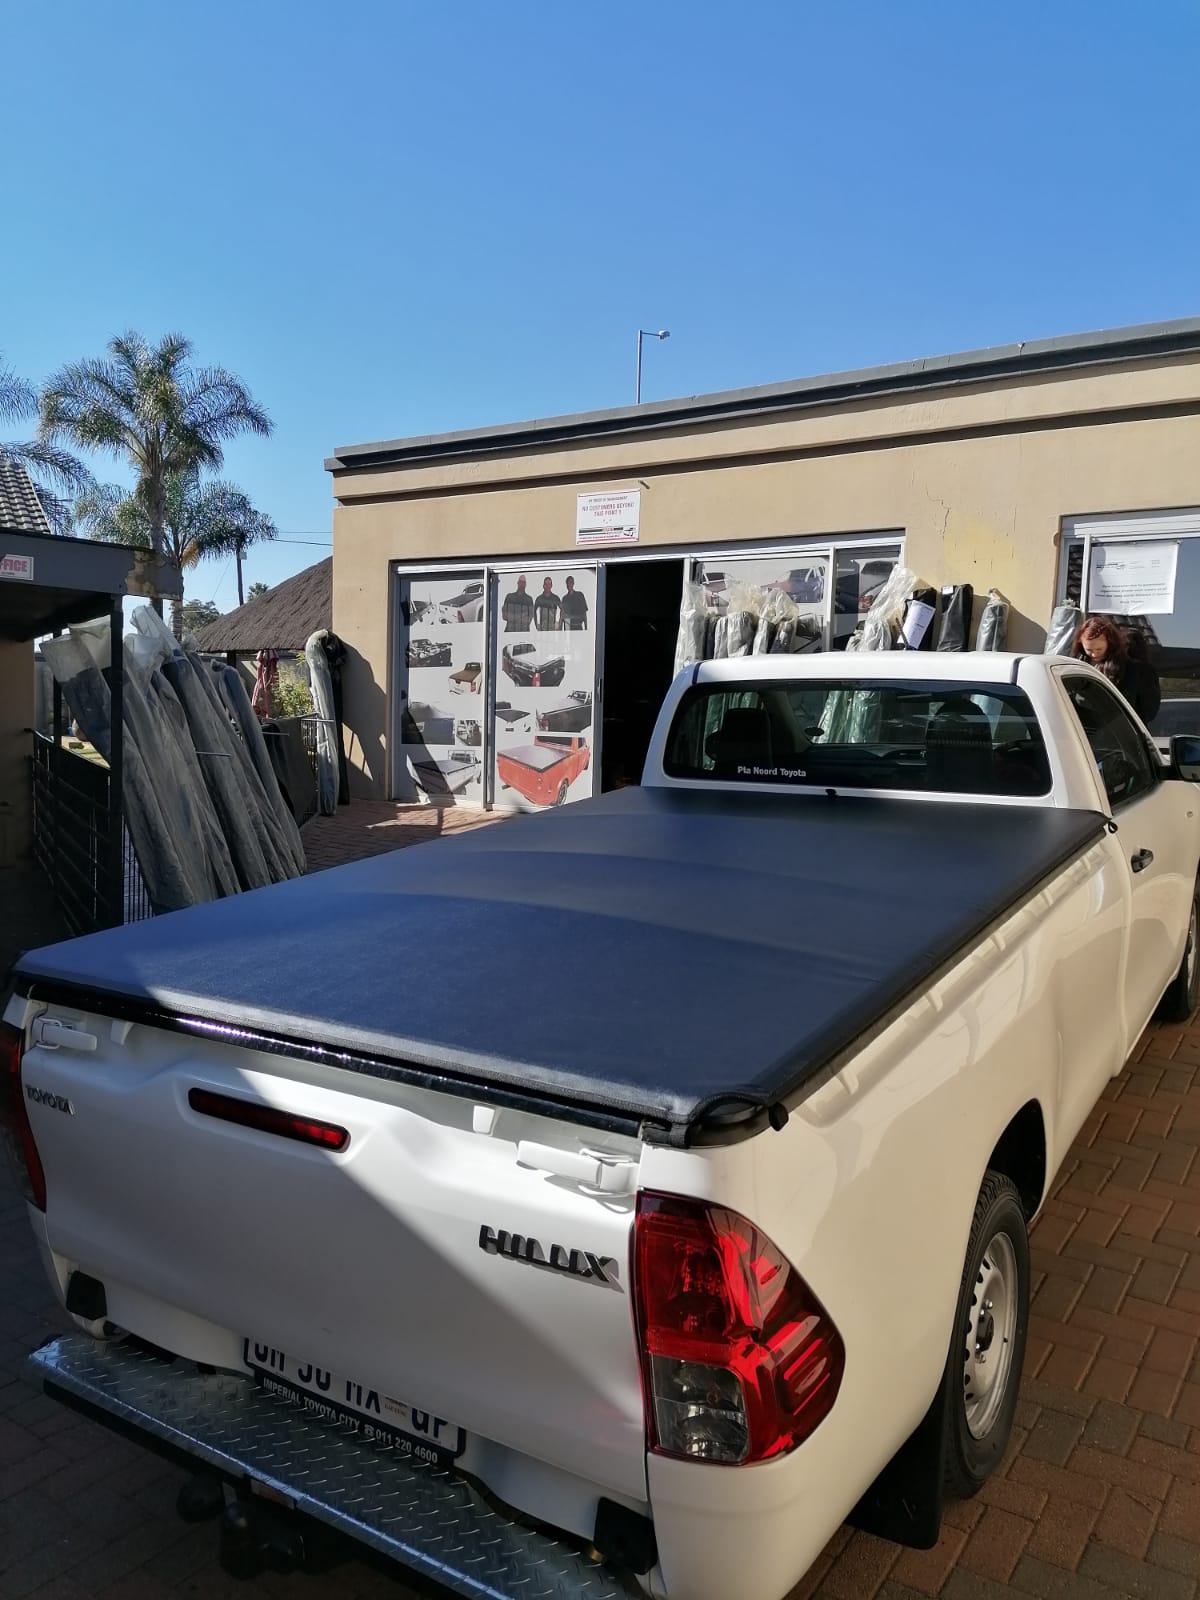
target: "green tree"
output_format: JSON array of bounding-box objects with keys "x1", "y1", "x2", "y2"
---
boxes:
[
  {"x1": 180, "y1": 599, "x2": 222, "y2": 635},
  {"x1": 0, "y1": 354, "x2": 90, "y2": 530},
  {"x1": 247, "y1": 581, "x2": 270, "y2": 600},
  {"x1": 74, "y1": 470, "x2": 277, "y2": 638},
  {"x1": 39, "y1": 331, "x2": 271, "y2": 574}
]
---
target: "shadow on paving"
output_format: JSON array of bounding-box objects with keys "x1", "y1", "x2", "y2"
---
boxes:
[{"x1": 0, "y1": 864, "x2": 68, "y2": 979}]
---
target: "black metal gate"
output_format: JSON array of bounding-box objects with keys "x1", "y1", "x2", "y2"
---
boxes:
[{"x1": 30, "y1": 734, "x2": 149, "y2": 934}]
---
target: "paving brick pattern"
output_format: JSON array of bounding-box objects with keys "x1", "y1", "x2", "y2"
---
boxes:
[
  {"x1": 1, "y1": 804, "x2": 1198, "y2": 1598},
  {"x1": 300, "y1": 799, "x2": 499, "y2": 874}
]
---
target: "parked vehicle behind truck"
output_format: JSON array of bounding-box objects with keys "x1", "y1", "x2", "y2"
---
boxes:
[{"x1": 6, "y1": 653, "x2": 1200, "y2": 1600}]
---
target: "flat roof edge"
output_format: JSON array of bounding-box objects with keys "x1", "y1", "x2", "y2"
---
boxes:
[{"x1": 325, "y1": 315, "x2": 1200, "y2": 475}]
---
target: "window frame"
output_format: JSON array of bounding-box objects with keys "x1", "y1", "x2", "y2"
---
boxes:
[{"x1": 1060, "y1": 671, "x2": 1161, "y2": 812}]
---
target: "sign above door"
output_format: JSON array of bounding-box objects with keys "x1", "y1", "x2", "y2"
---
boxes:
[{"x1": 576, "y1": 490, "x2": 640, "y2": 547}]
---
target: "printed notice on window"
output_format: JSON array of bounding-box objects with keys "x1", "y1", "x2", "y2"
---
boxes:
[
  {"x1": 576, "y1": 490, "x2": 640, "y2": 547},
  {"x1": 1088, "y1": 541, "x2": 1178, "y2": 616}
]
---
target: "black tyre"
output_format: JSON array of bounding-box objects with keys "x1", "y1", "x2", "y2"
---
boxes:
[
  {"x1": 1155, "y1": 880, "x2": 1199, "y2": 1023},
  {"x1": 942, "y1": 1172, "x2": 1030, "y2": 1499},
  {"x1": 554, "y1": 781, "x2": 569, "y2": 806}
]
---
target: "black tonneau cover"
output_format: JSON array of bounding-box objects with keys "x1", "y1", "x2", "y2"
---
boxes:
[
  {"x1": 11, "y1": 789, "x2": 1105, "y2": 1139},
  {"x1": 500, "y1": 744, "x2": 570, "y2": 773}
]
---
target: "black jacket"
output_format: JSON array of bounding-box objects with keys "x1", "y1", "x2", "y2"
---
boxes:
[{"x1": 1118, "y1": 660, "x2": 1161, "y2": 725}]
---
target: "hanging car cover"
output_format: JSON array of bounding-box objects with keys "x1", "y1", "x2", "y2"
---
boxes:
[
  {"x1": 936, "y1": 585, "x2": 974, "y2": 651},
  {"x1": 898, "y1": 587, "x2": 938, "y2": 651},
  {"x1": 975, "y1": 589, "x2": 1010, "y2": 651},
  {"x1": 1045, "y1": 604, "x2": 1082, "y2": 656}
]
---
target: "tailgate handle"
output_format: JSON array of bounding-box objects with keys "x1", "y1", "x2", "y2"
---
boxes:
[
  {"x1": 516, "y1": 1140, "x2": 636, "y2": 1194},
  {"x1": 31, "y1": 1018, "x2": 98, "y2": 1053}
]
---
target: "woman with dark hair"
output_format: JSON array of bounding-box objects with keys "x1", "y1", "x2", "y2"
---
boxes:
[{"x1": 1073, "y1": 616, "x2": 1161, "y2": 724}]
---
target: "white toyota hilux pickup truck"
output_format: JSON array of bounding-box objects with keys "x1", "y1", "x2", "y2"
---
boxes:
[{"x1": 5, "y1": 652, "x2": 1200, "y2": 1600}]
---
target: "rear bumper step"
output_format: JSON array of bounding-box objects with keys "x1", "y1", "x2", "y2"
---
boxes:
[{"x1": 27, "y1": 1334, "x2": 640, "y2": 1600}]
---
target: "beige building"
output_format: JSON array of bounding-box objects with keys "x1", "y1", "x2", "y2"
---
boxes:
[{"x1": 327, "y1": 317, "x2": 1200, "y2": 808}]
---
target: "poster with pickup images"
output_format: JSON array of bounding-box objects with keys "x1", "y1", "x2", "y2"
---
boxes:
[
  {"x1": 493, "y1": 568, "x2": 597, "y2": 811},
  {"x1": 399, "y1": 574, "x2": 486, "y2": 802}
]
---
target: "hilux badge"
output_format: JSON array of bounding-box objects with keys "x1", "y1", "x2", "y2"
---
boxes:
[{"x1": 478, "y1": 1224, "x2": 619, "y2": 1287}]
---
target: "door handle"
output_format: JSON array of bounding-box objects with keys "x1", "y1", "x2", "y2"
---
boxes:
[{"x1": 1131, "y1": 848, "x2": 1155, "y2": 874}]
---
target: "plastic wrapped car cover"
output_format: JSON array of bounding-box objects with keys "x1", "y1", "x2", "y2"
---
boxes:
[
  {"x1": 975, "y1": 588, "x2": 1010, "y2": 651},
  {"x1": 936, "y1": 584, "x2": 974, "y2": 651},
  {"x1": 820, "y1": 684, "x2": 883, "y2": 744},
  {"x1": 212, "y1": 662, "x2": 306, "y2": 874},
  {"x1": 714, "y1": 610, "x2": 756, "y2": 659},
  {"x1": 859, "y1": 565, "x2": 917, "y2": 651},
  {"x1": 41, "y1": 624, "x2": 232, "y2": 913},
  {"x1": 122, "y1": 631, "x2": 239, "y2": 904},
  {"x1": 1045, "y1": 603, "x2": 1082, "y2": 656},
  {"x1": 305, "y1": 629, "x2": 339, "y2": 816},
  {"x1": 752, "y1": 613, "x2": 776, "y2": 653},
  {"x1": 770, "y1": 618, "x2": 798, "y2": 653},
  {"x1": 673, "y1": 582, "x2": 710, "y2": 676},
  {"x1": 44, "y1": 605, "x2": 307, "y2": 915},
  {"x1": 149, "y1": 650, "x2": 276, "y2": 887},
  {"x1": 897, "y1": 587, "x2": 938, "y2": 650}
]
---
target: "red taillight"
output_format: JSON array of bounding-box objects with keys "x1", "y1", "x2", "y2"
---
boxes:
[
  {"x1": 533, "y1": 672, "x2": 541, "y2": 687},
  {"x1": 0, "y1": 1021, "x2": 47, "y2": 1211},
  {"x1": 632, "y1": 1191, "x2": 843, "y2": 1465},
  {"x1": 188, "y1": 1089, "x2": 349, "y2": 1151}
]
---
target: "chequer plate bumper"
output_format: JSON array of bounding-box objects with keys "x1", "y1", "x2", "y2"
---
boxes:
[{"x1": 26, "y1": 1333, "x2": 641, "y2": 1600}]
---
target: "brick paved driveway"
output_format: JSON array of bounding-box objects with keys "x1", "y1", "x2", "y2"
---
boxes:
[{"x1": 1, "y1": 809, "x2": 1198, "y2": 1599}]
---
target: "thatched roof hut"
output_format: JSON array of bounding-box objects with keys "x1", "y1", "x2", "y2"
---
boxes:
[{"x1": 194, "y1": 557, "x2": 331, "y2": 654}]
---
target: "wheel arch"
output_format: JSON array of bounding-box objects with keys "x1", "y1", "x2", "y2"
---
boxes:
[
  {"x1": 985, "y1": 1100, "x2": 1048, "y2": 1220},
  {"x1": 849, "y1": 1113, "x2": 1043, "y2": 1548}
]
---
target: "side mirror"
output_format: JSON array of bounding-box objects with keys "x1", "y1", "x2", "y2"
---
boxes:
[{"x1": 1170, "y1": 735, "x2": 1200, "y2": 782}]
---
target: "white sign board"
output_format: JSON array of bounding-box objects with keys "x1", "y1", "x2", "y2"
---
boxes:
[
  {"x1": 0, "y1": 554, "x2": 34, "y2": 582},
  {"x1": 1087, "y1": 541, "x2": 1178, "y2": 615},
  {"x1": 576, "y1": 490, "x2": 640, "y2": 547}
]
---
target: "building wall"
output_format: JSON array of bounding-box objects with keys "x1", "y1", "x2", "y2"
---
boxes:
[
  {"x1": 0, "y1": 640, "x2": 34, "y2": 861},
  {"x1": 332, "y1": 354, "x2": 1200, "y2": 797}
]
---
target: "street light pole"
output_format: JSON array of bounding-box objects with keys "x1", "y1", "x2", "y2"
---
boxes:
[{"x1": 636, "y1": 328, "x2": 670, "y2": 404}]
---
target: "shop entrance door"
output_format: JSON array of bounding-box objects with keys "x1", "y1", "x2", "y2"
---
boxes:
[
  {"x1": 393, "y1": 569, "x2": 487, "y2": 804},
  {"x1": 490, "y1": 562, "x2": 600, "y2": 811},
  {"x1": 600, "y1": 559, "x2": 685, "y2": 789}
]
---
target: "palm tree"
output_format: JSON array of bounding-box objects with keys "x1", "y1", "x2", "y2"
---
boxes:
[
  {"x1": 74, "y1": 471, "x2": 277, "y2": 638},
  {"x1": 0, "y1": 354, "x2": 90, "y2": 530},
  {"x1": 39, "y1": 332, "x2": 271, "y2": 567}
]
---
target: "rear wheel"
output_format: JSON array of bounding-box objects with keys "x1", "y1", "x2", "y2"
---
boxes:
[
  {"x1": 942, "y1": 1172, "x2": 1030, "y2": 1498},
  {"x1": 554, "y1": 781, "x2": 569, "y2": 806},
  {"x1": 1155, "y1": 879, "x2": 1200, "y2": 1023}
]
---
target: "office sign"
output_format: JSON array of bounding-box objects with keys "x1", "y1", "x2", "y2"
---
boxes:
[
  {"x1": 575, "y1": 490, "x2": 640, "y2": 547},
  {"x1": 1088, "y1": 540, "x2": 1178, "y2": 615},
  {"x1": 0, "y1": 553, "x2": 34, "y2": 582}
]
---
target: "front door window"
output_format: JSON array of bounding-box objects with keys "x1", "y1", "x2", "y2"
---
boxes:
[
  {"x1": 491, "y1": 565, "x2": 598, "y2": 811},
  {"x1": 1060, "y1": 523, "x2": 1200, "y2": 749}
]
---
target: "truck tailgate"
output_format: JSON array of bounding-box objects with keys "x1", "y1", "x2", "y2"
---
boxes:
[{"x1": 19, "y1": 1008, "x2": 647, "y2": 1502}]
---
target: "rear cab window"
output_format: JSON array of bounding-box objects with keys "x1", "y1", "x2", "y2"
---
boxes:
[{"x1": 664, "y1": 680, "x2": 1052, "y2": 796}]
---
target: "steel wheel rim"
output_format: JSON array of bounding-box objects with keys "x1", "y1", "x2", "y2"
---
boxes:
[
  {"x1": 963, "y1": 1232, "x2": 1018, "y2": 1440},
  {"x1": 1187, "y1": 902, "x2": 1197, "y2": 991}
]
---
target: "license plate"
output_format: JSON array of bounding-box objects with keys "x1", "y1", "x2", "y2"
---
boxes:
[{"x1": 242, "y1": 1340, "x2": 465, "y2": 1464}]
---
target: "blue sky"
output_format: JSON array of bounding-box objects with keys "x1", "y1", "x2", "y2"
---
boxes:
[{"x1": 3, "y1": 0, "x2": 1198, "y2": 610}]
